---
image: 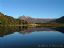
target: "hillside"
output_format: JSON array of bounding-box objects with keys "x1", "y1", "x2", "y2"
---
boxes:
[
  {"x1": 0, "y1": 12, "x2": 21, "y2": 26},
  {"x1": 55, "y1": 16, "x2": 64, "y2": 23}
]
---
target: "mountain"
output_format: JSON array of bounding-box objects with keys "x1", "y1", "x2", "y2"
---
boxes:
[
  {"x1": 19, "y1": 16, "x2": 54, "y2": 23},
  {"x1": 54, "y1": 16, "x2": 64, "y2": 23},
  {"x1": 48, "y1": 16, "x2": 64, "y2": 23},
  {"x1": 19, "y1": 16, "x2": 34, "y2": 23}
]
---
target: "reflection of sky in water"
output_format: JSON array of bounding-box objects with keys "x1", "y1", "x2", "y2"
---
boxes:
[{"x1": 0, "y1": 31, "x2": 64, "y2": 48}]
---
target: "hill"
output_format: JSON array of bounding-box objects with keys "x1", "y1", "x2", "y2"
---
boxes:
[
  {"x1": 55, "y1": 16, "x2": 64, "y2": 23},
  {"x1": 0, "y1": 12, "x2": 21, "y2": 26}
]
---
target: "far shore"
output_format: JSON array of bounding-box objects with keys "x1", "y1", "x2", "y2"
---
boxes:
[{"x1": 0, "y1": 23, "x2": 64, "y2": 27}]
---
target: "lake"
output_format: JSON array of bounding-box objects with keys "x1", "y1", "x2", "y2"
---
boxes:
[{"x1": 0, "y1": 26, "x2": 64, "y2": 48}]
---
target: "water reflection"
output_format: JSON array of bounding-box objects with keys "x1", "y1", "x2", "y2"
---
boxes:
[
  {"x1": 52, "y1": 27, "x2": 64, "y2": 33},
  {"x1": 0, "y1": 26, "x2": 64, "y2": 37},
  {"x1": 0, "y1": 26, "x2": 64, "y2": 48}
]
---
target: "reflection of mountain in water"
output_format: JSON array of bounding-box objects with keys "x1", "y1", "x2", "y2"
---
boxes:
[
  {"x1": 52, "y1": 27, "x2": 64, "y2": 33},
  {"x1": 0, "y1": 26, "x2": 64, "y2": 37}
]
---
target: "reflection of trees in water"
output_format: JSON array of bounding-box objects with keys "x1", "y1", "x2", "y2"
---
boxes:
[
  {"x1": 0, "y1": 26, "x2": 29, "y2": 37},
  {"x1": 0, "y1": 26, "x2": 64, "y2": 37},
  {"x1": 0, "y1": 26, "x2": 17, "y2": 37}
]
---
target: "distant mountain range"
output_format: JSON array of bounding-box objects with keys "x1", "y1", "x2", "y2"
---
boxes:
[
  {"x1": 0, "y1": 12, "x2": 64, "y2": 25},
  {"x1": 19, "y1": 16, "x2": 55, "y2": 23},
  {"x1": 19, "y1": 16, "x2": 64, "y2": 23}
]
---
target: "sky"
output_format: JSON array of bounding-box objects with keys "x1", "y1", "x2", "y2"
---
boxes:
[{"x1": 0, "y1": 0, "x2": 64, "y2": 18}]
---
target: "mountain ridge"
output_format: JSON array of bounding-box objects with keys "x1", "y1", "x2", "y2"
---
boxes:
[{"x1": 19, "y1": 16, "x2": 55, "y2": 23}]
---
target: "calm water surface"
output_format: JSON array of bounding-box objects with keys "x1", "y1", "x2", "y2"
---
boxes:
[{"x1": 0, "y1": 27, "x2": 64, "y2": 48}]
